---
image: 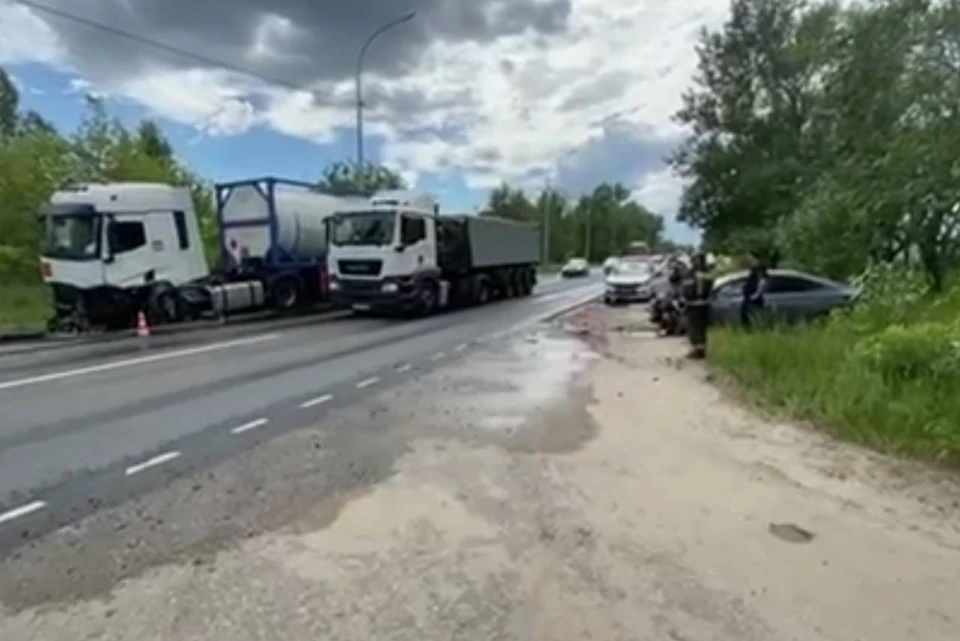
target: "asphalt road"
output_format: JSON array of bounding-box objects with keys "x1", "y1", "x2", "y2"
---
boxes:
[{"x1": 0, "y1": 274, "x2": 601, "y2": 551}]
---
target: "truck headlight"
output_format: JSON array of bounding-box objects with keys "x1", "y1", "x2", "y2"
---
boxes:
[
  {"x1": 381, "y1": 282, "x2": 398, "y2": 293},
  {"x1": 329, "y1": 280, "x2": 340, "y2": 291}
]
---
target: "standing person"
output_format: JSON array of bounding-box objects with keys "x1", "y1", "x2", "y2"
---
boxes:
[
  {"x1": 682, "y1": 252, "x2": 715, "y2": 359},
  {"x1": 740, "y1": 252, "x2": 768, "y2": 329}
]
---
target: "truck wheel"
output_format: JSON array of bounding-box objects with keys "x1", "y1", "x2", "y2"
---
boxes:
[
  {"x1": 147, "y1": 287, "x2": 181, "y2": 325},
  {"x1": 156, "y1": 290, "x2": 180, "y2": 323},
  {"x1": 418, "y1": 282, "x2": 438, "y2": 316},
  {"x1": 270, "y1": 276, "x2": 302, "y2": 312}
]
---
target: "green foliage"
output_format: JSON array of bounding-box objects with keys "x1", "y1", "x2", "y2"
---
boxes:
[
  {"x1": 317, "y1": 160, "x2": 406, "y2": 196},
  {"x1": 673, "y1": 0, "x2": 960, "y2": 288},
  {"x1": 482, "y1": 182, "x2": 666, "y2": 264},
  {"x1": 711, "y1": 265, "x2": 960, "y2": 464}
]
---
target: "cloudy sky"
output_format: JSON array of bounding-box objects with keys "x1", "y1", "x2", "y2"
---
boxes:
[{"x1": 0, "y1": 0, "x2": 730, "y2": 242}]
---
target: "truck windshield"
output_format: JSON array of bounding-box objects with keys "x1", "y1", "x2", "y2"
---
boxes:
[
  {"x1": 41, "y1": 212, "x2": 102, "y2": 260},
  {"x1": 330, "y1": 211, "x2": 396, "y2": 246}
]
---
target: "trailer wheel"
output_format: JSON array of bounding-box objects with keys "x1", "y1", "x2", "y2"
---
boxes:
[
  {"x1": 524, "y1": 269, "x2": 536, "y2": 295},
  {"x1": 475, "y1": 278, "x2": 492, "y2": 305},
  {"x1": 270, "y1": 276, "x2": 302, "y2": 312}
]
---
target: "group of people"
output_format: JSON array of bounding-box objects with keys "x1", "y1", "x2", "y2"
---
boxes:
[{"x1": 659, "y1": 251, "x2": 770, "y2": 360}]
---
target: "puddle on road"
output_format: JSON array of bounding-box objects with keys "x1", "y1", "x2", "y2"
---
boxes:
[{"x1": 425, "y1": 329, "x2": 601, "y2": 453}]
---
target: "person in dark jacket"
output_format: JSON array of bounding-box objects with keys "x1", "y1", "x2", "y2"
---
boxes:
[
  {"x1": 682, "y1": 252, "x2": 714, "y2": 359},
  {"x1": 740, "y1": 252, "x2": 768, "y2": 329}
]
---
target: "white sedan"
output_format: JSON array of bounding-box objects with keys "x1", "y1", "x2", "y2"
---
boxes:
[{"x1": 604, "y1": 261, "x2": 654, "y2": 304}]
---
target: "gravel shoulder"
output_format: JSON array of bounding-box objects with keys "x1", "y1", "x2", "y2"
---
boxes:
[{"x1": 2, "y1": 304, "x2": 958, "y2": 640}]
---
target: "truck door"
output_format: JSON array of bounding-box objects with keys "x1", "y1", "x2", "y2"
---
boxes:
[
  {"x1": 399, "y1": 214, "x2": 436, "y2": 274},
  {"x1": 103, "y1": 214, "x2": 157, "y2": 288}
]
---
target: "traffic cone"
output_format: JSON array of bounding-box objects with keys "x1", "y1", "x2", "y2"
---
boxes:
[{"x1": 136, "y1": 311, "x2": 151, "y2": 337}]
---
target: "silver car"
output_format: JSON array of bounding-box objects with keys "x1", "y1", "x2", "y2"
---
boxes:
[
  {"x1": 604, "y1": 260, "x2": 654, "y2": 305},
  {"x1": 710, "y1": 268, "x2": 858, "y2": 325}
]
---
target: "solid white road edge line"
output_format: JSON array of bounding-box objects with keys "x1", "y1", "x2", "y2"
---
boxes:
[
  {"x1": 0, "y1": 500, "x2": 47, "y2": 526},
  {"x1": 230, "y1": 417, "x2": 269, "y2": 433},
  {"x1": 0, "y1": 333, "x2": 282, "y2": 392},
  {"x1": 356, "y1": 376, "x2": 379, "y2": 388},
  {"x1": 299, "y1": 394, "x2": 333, "y2": 409},
  {"x1": 124, "y1": 451, "x2": 181, "y2": 476}
]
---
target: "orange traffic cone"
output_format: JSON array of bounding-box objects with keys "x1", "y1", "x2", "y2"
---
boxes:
[{"x1": 136, "y1": 311, "x2": 151, "y2": 337}]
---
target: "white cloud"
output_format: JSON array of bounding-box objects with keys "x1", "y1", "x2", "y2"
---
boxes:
[
  {"x1": 0, "y1": 4, "x2": 63, "y2": 65},
  {"x1": 0, "y1": 0, "x2": 729, "y2": 240},
  {"x1": 632, "y1": 167, "x2": 699, "y2": 244}
]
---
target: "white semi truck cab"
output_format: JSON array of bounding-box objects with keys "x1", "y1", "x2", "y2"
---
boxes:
[
  {"x1": 327, "y1": 190, "x2": 543, "y2": 315},
  {"x1": 39, "y1": 182, "x2": 212, "y2": 330}
]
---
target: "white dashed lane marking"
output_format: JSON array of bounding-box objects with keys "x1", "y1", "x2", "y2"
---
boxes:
[
  {"x1": 300, "y1": 394, "x2": 333, "y2": 408},
  {"x1": 124, "y1": 451, "x2": 181, "y2": 476},
  {"x1": 0, "y1": 500, "x2": 47, "y2": 526},
  {"x1": 395, "y1": 363, "x2": 412, "y2": 373},
  {"x1": 230, "y1": 418, "x2": 269, "y2": 434},
  {"x1": 356, "y1": 376, "x2": 379, "y2": 389}
]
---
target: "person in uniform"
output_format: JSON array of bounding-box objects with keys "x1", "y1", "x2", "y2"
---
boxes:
[{"x1": 682, "y1": 252, "x2": 715, "y2": 359}]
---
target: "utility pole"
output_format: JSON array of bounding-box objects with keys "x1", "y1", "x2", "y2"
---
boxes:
[
  {"x1": 355, "y1": 12, "x2": 416, "y2": 169},
  {"x1": 542, "y1": 180, "x2": 551, "y2": 265}
]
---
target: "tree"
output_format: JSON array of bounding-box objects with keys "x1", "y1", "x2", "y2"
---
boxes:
[
  {"x1": 671, "y1": 0, "x2": 841, "y2": 255},
  {"x1": 317, "y1": 160, "x2": 406, "y2": 196},
  {"x1": 0, "y1": 68, "x2": 18, "y2": 139}
]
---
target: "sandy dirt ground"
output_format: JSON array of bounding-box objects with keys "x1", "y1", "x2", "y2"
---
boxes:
[{"x1": 2, "y1": 304, "x2": 959, "y2": 640}]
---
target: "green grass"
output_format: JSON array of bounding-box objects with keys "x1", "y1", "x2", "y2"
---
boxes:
[
  {"x1": 0, "y1": 283, "x2": 50, "y2": 333},
  {"x1": 709, "y1": 274, "x2": 960, "y2": 466}
]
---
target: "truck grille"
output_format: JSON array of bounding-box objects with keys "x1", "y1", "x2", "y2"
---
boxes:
[{"x1": 338, "y1": 260, "x2": 382, "y2": 276}]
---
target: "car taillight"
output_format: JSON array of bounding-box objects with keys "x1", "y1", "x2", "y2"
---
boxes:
[{"x1": 40, "y1": 261, "x2": 52, "y2": 278}]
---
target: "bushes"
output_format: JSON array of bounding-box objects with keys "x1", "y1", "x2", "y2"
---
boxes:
[{"x1": 710, "y1": 264, "x2": 960, "y2": 464}]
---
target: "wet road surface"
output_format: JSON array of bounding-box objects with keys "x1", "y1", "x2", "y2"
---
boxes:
[{"x1": 0, "y1": 276, "x2": 601, "y2": 550}]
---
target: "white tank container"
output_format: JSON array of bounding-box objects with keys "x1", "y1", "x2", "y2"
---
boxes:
[{"x1": 220, "y1": 182, "x2": 367, "y2": 262}]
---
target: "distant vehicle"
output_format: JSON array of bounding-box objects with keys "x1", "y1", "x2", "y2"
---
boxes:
[
  {"x1": 602, "y1": 256, "x2": 620, "y2": 276},
  {"x1": 604, "y1": 260, "x2": 654, "y2": 305},
  {"x1": 560, "y1": 258, "x2": 590, "y2": 278},
  {"x1": 623, "y1": 241, "x2": 650, "y2": 258},
  {"x1": 38, "y1": 178, "x2": 364, "y2": 331},
  {"x1": 327, "y1": 191, "x2": 541, "y2": 315},
  {"x1": 710, "y1": 268, "x2": 858, "y2": 325}
]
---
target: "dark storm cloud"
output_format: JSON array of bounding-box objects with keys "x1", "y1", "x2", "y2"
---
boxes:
[
  {"x1": 554, "y1": 118, "x2": 682, "y2": 195},
  {"x1": 27, "y1": 0, "x2": 573, "y2": 86}
]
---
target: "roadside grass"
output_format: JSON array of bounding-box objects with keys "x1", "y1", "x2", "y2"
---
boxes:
[
  {"x1": 709, "y1": 269, "x2": 960, "y2": 466},
  {"x1": 0, "y1": 283, "x2": 49, "y2": 333}
]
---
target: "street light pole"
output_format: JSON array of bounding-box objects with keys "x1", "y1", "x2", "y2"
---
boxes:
[{"x1": 355, "y1": 11, "x2": 416, "y2": 170}]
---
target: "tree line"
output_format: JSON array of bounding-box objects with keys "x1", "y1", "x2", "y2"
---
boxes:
[
  {"x1": 479, "y1": 183, "x2": 674, "y2": 264},
  {"x1": 673, "y1": 0, "x2": 960, "y2": 288}
]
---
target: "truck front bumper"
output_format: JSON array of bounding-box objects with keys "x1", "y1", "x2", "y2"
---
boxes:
[{"x1": 330, "y1": 277, "x2": 420, "y2": 312}]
